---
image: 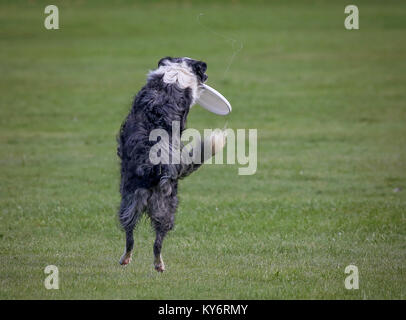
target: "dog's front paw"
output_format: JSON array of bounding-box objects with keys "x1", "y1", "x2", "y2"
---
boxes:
[
  {"x1": 119, "y1": 252, "x2": 132, "y2": 266},
  {"x1": 210, "y1": 129, "x2": 227, "y2": 154}
]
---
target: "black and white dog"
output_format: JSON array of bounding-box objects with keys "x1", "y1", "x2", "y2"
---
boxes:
[{"x1": 117, "y1": 57, "x2": 225, "y2": 272}]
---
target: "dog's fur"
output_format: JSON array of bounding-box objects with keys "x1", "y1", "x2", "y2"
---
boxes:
[{"x1": 117, "y1": 57, "x2": 216, "y2": 271}]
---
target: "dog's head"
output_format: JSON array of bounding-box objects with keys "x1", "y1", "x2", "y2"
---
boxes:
[
  {"x1": 157, "y1": 56, "x2": 208, "y2": 83},
  {"x1": 148, "y1": 57, "x2": 208, "y2": 104}
]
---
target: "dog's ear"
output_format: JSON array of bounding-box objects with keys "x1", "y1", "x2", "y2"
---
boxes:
[{"x1": 158, "y1": 57, "x2": 171, "y2": 67}]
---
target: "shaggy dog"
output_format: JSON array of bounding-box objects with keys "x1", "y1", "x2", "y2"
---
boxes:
[{"x1": 117, "y1": 57, "x2": 224, "y2": 272}]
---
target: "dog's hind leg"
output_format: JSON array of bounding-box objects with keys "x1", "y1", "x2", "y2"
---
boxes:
[
  {"x1": 152, "y1": 216, "x2": 174, "y2": 272},
  {"x1": 148, "y1": 189, "x2": 177, "y2": 272},
  {"x1": 153, "y1": 231, "x2": 167, "y2": 272},
  {"x1": 119, "y1": 228, "x2": 134, "y2": 266},
  {"x1": 118, "y1": 189, "x2": 148, "y2": 266}
]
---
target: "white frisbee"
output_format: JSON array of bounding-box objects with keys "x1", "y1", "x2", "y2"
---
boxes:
[{"x1": 196, "y1": 84, "x2": 232, "y2": 115}]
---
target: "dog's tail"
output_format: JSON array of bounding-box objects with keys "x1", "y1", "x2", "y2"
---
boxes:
[{"x1": 118, "y1": 189, "x2": 150, "y2": 231}]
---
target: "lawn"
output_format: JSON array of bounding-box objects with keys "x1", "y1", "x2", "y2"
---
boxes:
[{"x1": 0, "y1": 0, "x2": 405, "y2": 299}]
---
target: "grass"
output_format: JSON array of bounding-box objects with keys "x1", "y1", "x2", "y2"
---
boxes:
[{"x1": 0, "y1": 0, "x2": 405, "y2": 299}]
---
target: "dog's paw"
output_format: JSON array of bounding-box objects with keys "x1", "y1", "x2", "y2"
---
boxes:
[
  {"x1": 210, "y1": 129, "x2": 227, "y2": 154},
  {"x1": 119, "y1": 252, "x2": 132, "y2": 266},
  {"x1": 154, "y1": 256, "x2": 165, "y2": 272},
  {"x1": 154, "y1": 262, "x2": 165, "y2": 272}
]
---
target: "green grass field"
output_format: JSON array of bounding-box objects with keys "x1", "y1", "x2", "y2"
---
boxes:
[{"x1": 1, "y1": 0, "x2": 405, "y2": 299}]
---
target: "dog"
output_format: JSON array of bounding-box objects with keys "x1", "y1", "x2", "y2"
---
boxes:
[{"x1": 117, "y1": 57, "x2": 225, "y2": 272}]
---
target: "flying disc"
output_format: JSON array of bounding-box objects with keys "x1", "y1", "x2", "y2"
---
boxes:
[{"x1": 196, "y1": 84, "x2": 232, "y2": 115}]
